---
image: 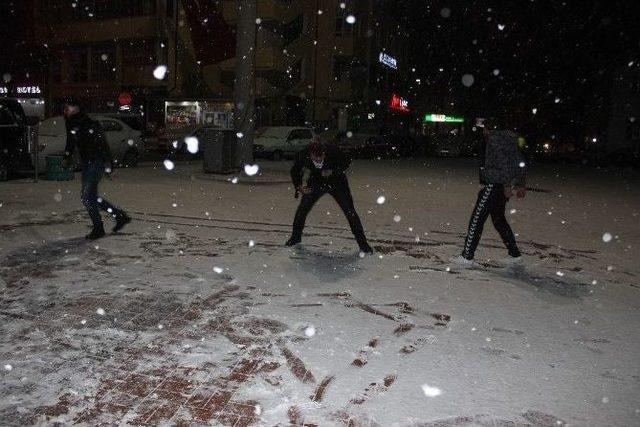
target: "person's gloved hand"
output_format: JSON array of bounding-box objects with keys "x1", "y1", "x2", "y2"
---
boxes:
[{"x1": 298, "y1": 186, "x2": 312, "y2": 195}]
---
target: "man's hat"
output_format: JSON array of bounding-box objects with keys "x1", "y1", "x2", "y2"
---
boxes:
[{"x1": 63, "y1": 96, "x2": 80, "y2": 107}]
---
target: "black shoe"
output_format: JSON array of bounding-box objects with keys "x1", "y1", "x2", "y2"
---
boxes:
[
  {"x1": 285, "y1": 237, "x2": 301, "y2": 247},
  {"x1": 359, "y1": 243, "x2": 374, "y2": 254},
  {"x1": 113, "y1": 213, "x2": 131, "y2": 233},
  {"x1": 86, "y1": 228, "x2": 106, "y2": 240}
]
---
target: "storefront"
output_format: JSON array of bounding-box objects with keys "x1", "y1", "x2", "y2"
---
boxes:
[
  {"x1": 164, "y1": 100, "x2": 233, "y2": 130},
  {"x1": 0, "y1": 83, "x2": 46, "y2": 118}
]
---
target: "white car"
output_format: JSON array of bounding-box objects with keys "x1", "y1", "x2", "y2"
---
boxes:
[
  {"x1": 35, "y1": 115, "x2": 143, "y2": 171},
  {"x1": 253, "y1": 126, "x2": 314, "y2": 160}
]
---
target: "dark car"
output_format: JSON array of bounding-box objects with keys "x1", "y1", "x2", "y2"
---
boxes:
[{"x1": 0, "y1": 99, "x2": 33, "y2": 180}]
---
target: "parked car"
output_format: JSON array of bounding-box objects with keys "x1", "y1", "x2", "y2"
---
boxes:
[
  {"x1": 35, "y1": 115, "x2": 143, "y2": 172},
  {"x1": 0, "y1": 99, "x2": 36, "y2": 180},
  {"x1": 253, "y1": 126, "x2": 314, "y2": 160}
]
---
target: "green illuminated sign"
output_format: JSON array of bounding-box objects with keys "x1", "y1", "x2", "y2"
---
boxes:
[{"x1": 424, "y1": 114, "x2": 465, "y2": 123}]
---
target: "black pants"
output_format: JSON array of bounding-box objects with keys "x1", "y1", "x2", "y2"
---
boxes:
[
  {"x1": 290, "y1": 184, "x2": 370, "y2": 250},
  {"x1": 81, "y1": 160, "x2": 125, "y2": 230},
  {"x1": 462, "y1": 184, "x2": 521, "y2": 260}
]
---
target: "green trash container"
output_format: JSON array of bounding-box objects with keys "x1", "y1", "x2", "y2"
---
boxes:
[{"x1": 46, "y1": 155, "x2": 74, "y2": 181}]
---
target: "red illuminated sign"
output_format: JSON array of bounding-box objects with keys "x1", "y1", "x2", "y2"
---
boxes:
[
  {"x1": 390, "y1": 93, "x2": 410, "y2": 113},
  {"x1": 118, "y1": 91, "x2": 132, "y2": 106}
]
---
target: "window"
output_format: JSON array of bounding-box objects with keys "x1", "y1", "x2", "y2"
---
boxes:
[
  {"x1": 99, "y1": 120, "x2": 123, "y2": 132},
  {"x1": 333, "y1": 56, "x2": 353, "y2": 81},
  {"x1": 335, "y1": 2, "x2": 355, "y2": 36},
  {"x1": 166, "y1": 0, "x2": 176, "y2": 18},
  {"x1": 283, "y1": 14, "x2": 303, "y2": 45},
  {"x1": 122, "y1": 39, "x2": 156, "y2": 67},
  {"x1": 68, "y1": 48, "x2": 88, "y2": 82},
  {"x1": 70, "y1": 0, "x2": 157, "y2": 21},
  {"x1": 92, "y1": 45, "x2": 116, "y2": 82}
]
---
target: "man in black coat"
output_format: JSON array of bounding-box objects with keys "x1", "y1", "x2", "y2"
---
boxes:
[
  {"x1": 62, "y1": 97, "x2": 130, "y2": 239},
  {"x1": 286, "y1": 138, "x2": 373, "y2": 254}
]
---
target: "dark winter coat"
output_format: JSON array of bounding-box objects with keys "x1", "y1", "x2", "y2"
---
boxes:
[
  {"x1": 64, "y1": 113, "x2": 113, "y2": 165},
  {"x1": 479, "y1": 130, "x2": 526, "y2": 187},
  {"x1": 290, "y1": 145, "x2": 352, "y2": 191}
]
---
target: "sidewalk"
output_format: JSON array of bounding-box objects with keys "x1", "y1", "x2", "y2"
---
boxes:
[{"x1": 1, "y1": 159, "x2": 639, "y2": 426}]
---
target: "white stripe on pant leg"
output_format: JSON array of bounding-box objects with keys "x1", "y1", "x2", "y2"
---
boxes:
[{"x1": 464, "y1": 185, "x2": 493, "y2": 253}]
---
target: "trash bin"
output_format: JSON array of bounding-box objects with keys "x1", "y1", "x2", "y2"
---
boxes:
[
  {"x1": 45, "y1": 155, "x2": 74, "y2": 181},
  {"x1": 203, "y1": 129, "x2": 236, "y2": 173}
]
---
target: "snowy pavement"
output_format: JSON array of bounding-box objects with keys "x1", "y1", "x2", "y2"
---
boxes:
[{"x1": 1, "y1": 159, "x2": 639, "y2": 426}]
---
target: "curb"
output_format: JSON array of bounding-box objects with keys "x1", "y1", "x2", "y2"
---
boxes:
[{"x1": 195, "y1": 172, "x2": 290, "y2": 185}]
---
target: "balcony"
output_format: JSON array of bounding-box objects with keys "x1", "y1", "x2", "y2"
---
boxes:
[
  {"x1": 45, "y1": 16, "x2": 161, "y2": 45},
  {"x1": 219, "y1": 46, "x2": 289, "y2": 72},
  {"x1": 222, "y1": 0, "x2": 300, "y2": 24}
]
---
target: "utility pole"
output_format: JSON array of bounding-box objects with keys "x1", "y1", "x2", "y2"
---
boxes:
[{"x1": 233, "y1": 0, "x2": 257, "y2": 167}]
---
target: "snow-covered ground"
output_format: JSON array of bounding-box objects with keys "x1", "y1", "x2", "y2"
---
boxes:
[{"x1": 1, "y1": 158, "x2": 639, "y2": 426}]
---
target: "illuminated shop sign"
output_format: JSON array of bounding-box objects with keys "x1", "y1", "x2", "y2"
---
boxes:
[
  {"x1": 379, "y1": 52, "x2": 397, "y2": 70},
  {"x1": 424, "y1": 114, "x2": 464, "y2": 123},
  {"x1": 390, "y1": 94, "x2": 409, "y2": 113},
  {"x1": 16, "y1": 86, "x2": 42, "y2": 94},
  {"x1": 0, "y1": 87, "x2": 7, "y2": 94}
]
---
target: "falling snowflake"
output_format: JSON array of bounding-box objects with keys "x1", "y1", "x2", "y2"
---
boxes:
[
  {"x1": 157, "y1": 324, "x2": 164, "y2": 329},
  {"x1": 532, "y1": 108, "x2": 538, "y2": 114},
  {"x1": 346, "y1": 131, "x2": 353, "y2": 138},
  {"x1": 497, "y1": 24, "x2": 506, "y2": 30},
  {"x1": 556, "y1": 271, "x2": 564, "y2": 277},
  {"x1": 236, "y1": 132, "x2": 244, "y2": 138},
  {"x1": 127, "y1": 139, "x2": 134, "y2": 146},
  {"x1": 153, "y1": 65, "x2": 168, "y2": 80},
  {"x1": 254, "y1": 405, "x2": 262, "y2": 415},
  {"x1": 244, "y1": 164, "x2": 259, "y2": 176},
  {"x1": 519, "y1": 161, "x2": 526, "y2": 168},
  {"x1": 493, "y1": 69, "x2": 500, "y2": 76},
  {"x1": 184, "y1": 136, "x2": 199, "y2": 154},
  {"x1": 231, "y1": 177, "x2": 239, "y2": 184},
  {"x1": 163, "y1": 159, "x2": 175, "y2": 171},
  {"x1": 393, "y1": 214, "x2": 401, "y2": 222},
  {"x1": 345, "y1": 15, "x2": 356, "y2": 24},
  {"x1": 53, "y1": 193, "x2": 62, "y2": 202},
  {"x1": 80, "y1": 319, "x2": 87, "y2": 325},
  {"x1": 440, "y1": 7, "x2": 451, "y2": 18},
  {"x1": 421, "y1": 384, "x2": 442, "y2": 397},
  {"x1": 509, "y1": 209, "x2": 517, "y2": 214},
  {"x1": 304, "y1": 325, "x2": 316, "y2": 337},
  {"x1": 213, "y1": 266, "x2": 224, "y2": 274},
  {"x1": 96, "y1": 308, "x2": 105, "y2": 315},
  {"x1": 376, "y1": 195, "x2": 386, "y2": 204},
  {"x1": 248, "y1": 240, "x2": 255, "y2": 247},
  {"x1": 4, "y1": 364, "x2": 12, "y2": 371},
  {"x1": 100, "y1": 53, "x2": 108, "y2": 61},
  {"x1": 602, "y1": 232, "x2": 613, "y2": 243},
  {"x1": 255, "y1": 18, "x2": 262, "y2": 24},
  {"x1": 461, "y1": 74, "x2": 475, "y2": 87}
]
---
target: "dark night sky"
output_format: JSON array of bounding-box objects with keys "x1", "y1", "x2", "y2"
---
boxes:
[{"x1": 391, "y1": 0, "x2": 640, "y2": 142}]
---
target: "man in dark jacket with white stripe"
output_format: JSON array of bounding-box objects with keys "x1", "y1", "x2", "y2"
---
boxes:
[
  {"x1": 453, "y1": 120, "x2": 526, "y2": 265},
  {"x1": 286, "y1": 138, "x2": 373, "y2": 254}
]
